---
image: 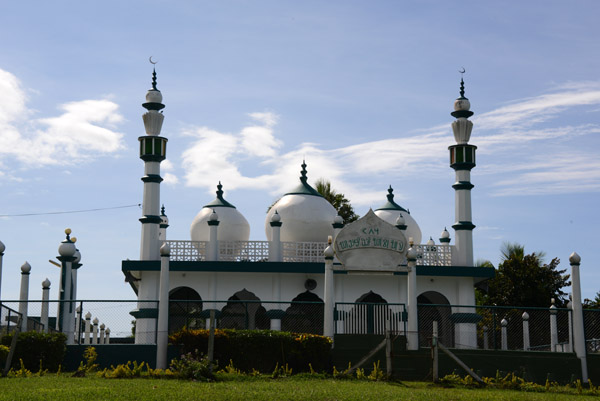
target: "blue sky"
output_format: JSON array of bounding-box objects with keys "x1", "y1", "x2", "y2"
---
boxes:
[{"x1": 0, "y1": 1, "x2": 598, "y2": 303}]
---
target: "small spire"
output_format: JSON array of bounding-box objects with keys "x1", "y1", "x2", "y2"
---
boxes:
[
  {"x1": 387, "y1": 185, "x2": 394, "y2": 202},
  {"x1": 300, "y1": 160, "x2": 308, "y2": 183},
  {"x1": 152, "y1": 68, "x2": 158, "y2": 90},
  {"x1": 459, "y1": 78, "x2": 465, "y2": 98},
  {"x1": 216, "y1": 181, "x2": 224, "y2": 199},
  {"x1": 161, "y1": 204, "x2": 166, "y2": 216}
]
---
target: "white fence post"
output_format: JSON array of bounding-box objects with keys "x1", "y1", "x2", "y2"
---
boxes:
[
  {"x1": 522, "y1": 312, "x2": 530, "y2": 351},
  {"x1": 501, "y1": 318, "x2": 508, "y2": 350}
]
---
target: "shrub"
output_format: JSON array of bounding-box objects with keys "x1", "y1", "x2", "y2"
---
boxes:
[
  {"x1": 169, "y1": 352, "x2": 214, "y2": 381},
  {"x1": 170, "y1": 328, "x2": 332, "y2": 373},
  {"x1": 0, "y1": 331, "x2": 66, "y2": 371},
  {"x1": 0, "y1": 344, "x2": 9, "y2": 364}
]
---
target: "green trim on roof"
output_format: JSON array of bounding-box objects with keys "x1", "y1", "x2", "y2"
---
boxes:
[
  {"x1": 375, "y1": 186, "x2": 409, "y2": 213},
  {"x1": 122, "y1": 260, "x2": 494, "y2": 279},
  {"x1": 284, "y1": 161, "x2": 324, "y2": 197},
  {"x1": 130, "y1": 308, "x2": 158, "y2": 319},
  {"x1": 203, "y1": 182, "x2": 236, "y2": 208}
]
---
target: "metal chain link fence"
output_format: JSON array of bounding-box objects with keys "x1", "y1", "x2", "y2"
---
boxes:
[{"x1": 2, "y1": 300, "x2": 600, "y2": 353}]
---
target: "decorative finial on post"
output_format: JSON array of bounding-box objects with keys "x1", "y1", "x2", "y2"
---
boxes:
[
  {"x1": 149, "y1": 56, "x2": 158, "y2": 90},
  {"x1": 300, "y1": 160, "x2": 308, "y2": 183},
  {"x1": 459, "y1": 68, "x2": 466, "y2": 98}
]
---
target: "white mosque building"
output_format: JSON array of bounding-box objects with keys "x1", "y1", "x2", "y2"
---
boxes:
[{"x1": 122, "y1": 69, "x2": 494, "y2": 349}]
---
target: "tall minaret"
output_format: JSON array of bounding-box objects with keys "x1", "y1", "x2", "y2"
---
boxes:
[
  {"x1": 449, "y1": 77, "x2": 476, "y2": 266},
  {"x1": 139, "y1": 68, "x2": 168, "y2": 260}
]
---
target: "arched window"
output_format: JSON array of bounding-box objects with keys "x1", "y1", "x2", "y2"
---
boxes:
[
  {"x1": 282, "y1": 291, "x2": 324, "y2": 334},
  {"x1": 220, "y1": 289, "x2": 269, "y2": 330},
  {"x1": 169, "y1": 287, "x2": 202, "y2": 334},
  {"x1": 417, "y1": 291, "x2": 452, "y2": 347}
]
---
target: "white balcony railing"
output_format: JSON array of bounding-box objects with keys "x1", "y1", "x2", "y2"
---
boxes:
[{"x1": 164, "y1": 240, "x2": 454, "y2": 266}]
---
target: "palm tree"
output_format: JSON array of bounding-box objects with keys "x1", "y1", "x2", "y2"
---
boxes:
[{"x1": 314, "y1": 179, "x2": 359, "y2": 224}]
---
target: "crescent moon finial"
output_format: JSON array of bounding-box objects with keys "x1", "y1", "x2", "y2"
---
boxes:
[
  {"x1": 149, "y1": 56, "x2": 158, "y2": 65},
  {"x1": 459, "y1": 67, "x2": 466, "y2": 74}
]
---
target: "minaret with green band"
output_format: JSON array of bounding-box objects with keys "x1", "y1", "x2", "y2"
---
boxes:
[
  {"x1": 449, "y1": 78, "x2": 476, "y2": 266},
  {"x1": 139, "y1": 68, "x2": 168, "y2": 261}
]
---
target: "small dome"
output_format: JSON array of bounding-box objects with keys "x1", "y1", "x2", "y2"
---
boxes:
[
  {"x1": 454, "y1": 97, "x2": 471, "y2": 112},
  {"x1": 396, "y1": 214, "x2": 405, "y2": 227},
  {"x1": 334, "y1": 215, "x2": 343, "y2": 225},
  {"x1": 271, "y1": 211, "x2": 281, "y2": 223},
  {"x1": 440, "y1": 227, "x2": 450, "y2": 239},
  {"x1": 265, "y1": 162, "x2": 336, "y2": 242},
  {"x1": 190, "y1": 182, "x2": 250, "y2": 242},
  {"x1": 146, "y1": 89, "x2": 163, "y2": 104},
  {"x1": 42, "y1": 278, "x2": 51, "y2": 289},
  {"x1": 21, "y1": 261, "x2": 31, "y2": 273},
  {"x1": 426, "y1": 237, "x2": 435, "y2": 246},
  {"x1": 374, "y1": 186, "x2": 422, "y2": 244},
  {"x1": 160, "y1": 205, "x2": 169, "y2": 226}
]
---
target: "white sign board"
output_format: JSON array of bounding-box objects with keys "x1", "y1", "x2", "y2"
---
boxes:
[{"x1": 334, "y1": 209, "x2": 407, "y2": 271}]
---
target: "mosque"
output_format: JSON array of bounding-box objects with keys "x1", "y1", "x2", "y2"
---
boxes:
[{"x1": 122, "y1": 70, "x2": 495, "y2": 349}]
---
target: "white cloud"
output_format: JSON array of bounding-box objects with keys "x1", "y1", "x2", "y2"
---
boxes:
[
  {"x1": 177, "y1": 83, "x2": 600, "y2": 203},
  {"x1": 0, "y1": 68, "x2": 125, "y2": 169}
]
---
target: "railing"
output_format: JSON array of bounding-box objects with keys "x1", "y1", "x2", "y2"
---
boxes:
[
  {"x1": 166, "y1": 240, "x2": 453, "y2": 266},
  {"x1": 335, "y1": 302, "x2": 407, "y2": 335},
  {"x1": 0, "y1": 302, "x2": 44, "y2": 334},
  {"x1": 414, "y1": 244, "x2": 453, "y2": 266}
]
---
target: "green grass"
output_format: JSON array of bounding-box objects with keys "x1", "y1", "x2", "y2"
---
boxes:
[{"x1": 0, "y1": 376, "x2": 597, "y2": 401}]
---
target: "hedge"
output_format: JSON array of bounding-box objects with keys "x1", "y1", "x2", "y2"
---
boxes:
[
  {"x1": 170, "y1": 329, "x2": 332, "y2": 373},
  {"x1": 0, "y1": 331, "x2": 66, "y2": 371}
]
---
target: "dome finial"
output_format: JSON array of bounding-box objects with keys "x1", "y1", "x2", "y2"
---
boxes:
[
  {"x1": 149, "y1": 57, "x2": 158, "y2": 90},
  {"x1": 216, "y1": 181, "x2": 224, "y2": 199},
  {"x1": 161, "y1": 204, "x2": 166, "y2": 216},
  {"x1": 459, "y1": 68, "x2": 466, "y2": 98},
  {"x1": 300, "y1": 160, "x2": 308, "y2": 183},
  {"x1": 387, "y1": 185, "x2": 394, "y2": 202}
]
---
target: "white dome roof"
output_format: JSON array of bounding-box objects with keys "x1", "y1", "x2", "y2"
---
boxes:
[
  {"x1": 190, "y1": 183, "x2": 250, "y2": 242},
  {"x1": 374, "y1": 186, "x2": 422, "y2": 244},
  {"x1": 265, "y1": 162, "x2": 336, "y2": 243}
]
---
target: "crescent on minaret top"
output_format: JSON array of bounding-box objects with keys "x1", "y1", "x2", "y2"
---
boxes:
[
  {"x1": 459, "y1": 67, "x2": 466, "y2": 74},
  {"x1": 149, "y1": 56, "x2": 158, "y2": 65}
]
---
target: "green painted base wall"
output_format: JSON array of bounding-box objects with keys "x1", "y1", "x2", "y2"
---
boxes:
[{"x1": 333, "y1": 334, "x2": 585, "y2": 384}]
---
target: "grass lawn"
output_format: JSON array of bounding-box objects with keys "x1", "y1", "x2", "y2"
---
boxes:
[{"x1": 0, "y1": 376, "x2": 597, "y2": 401}]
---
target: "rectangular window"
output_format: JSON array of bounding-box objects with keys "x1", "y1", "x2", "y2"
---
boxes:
[
  {"x1": 456, "y1": 147, "x2": 464, "y2": 163},
  {"x1": 144, "y1": 138, "x2": 153, "y2": 155},
  {"x1": 465, "y1": 147, "x2": 473, "y2": 163}
]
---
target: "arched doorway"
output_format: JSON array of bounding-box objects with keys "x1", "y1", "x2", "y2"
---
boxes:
[
  {"x1": 169, "y1": 287, "x2": 202, "y2": 334},
  {"x1": 417, "y1": 291, "x2": 452, "y2": 347},
  {"x1": 282, "y1": 291, "x2": 324, "y2": 334},
  {"x1": 220, "y1": 289, "x2": 269, "y2": 330},
  {"x1": 338, "y1": 291, "x2": 391, "y2": 334}
]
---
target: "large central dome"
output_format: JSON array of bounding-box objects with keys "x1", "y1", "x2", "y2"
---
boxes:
[{"x1": 265, "y1": 162, "x2": 337, "y2": 243}]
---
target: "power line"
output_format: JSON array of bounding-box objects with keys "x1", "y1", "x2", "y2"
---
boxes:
[{"x1": 0, "y1": 204, "x2": 141, "y2": 217}]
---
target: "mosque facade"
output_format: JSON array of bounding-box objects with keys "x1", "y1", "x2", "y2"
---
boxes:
[{"x1": 122, "y1": 70, "x2": 494, "y2": 349}]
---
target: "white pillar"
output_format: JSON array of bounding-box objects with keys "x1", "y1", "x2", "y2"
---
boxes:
[
  {"x1": 567, "y1": 299, "x2": 574, "y2": 353},
  {"x1": 323, "y1": 242, "x2": 335, "y2": 338},
  {"x1": 41, "y1": 278, "x2": 51, "y2": 333},
  {"x1": 522, "y1": 312, "x2": 530, "y2": 351},
  {"x1": 18, "y1": 262, "x2": 31, "y2": 332},
  {"x1": 269, "y1": 211, "x2": 283, "y2": 262},
  {"x1": 105, "y1": 328, "x2": 111, "y2": 344},
  {"x1": 570, "y1": 252, "x2": 588, "y2": 382},
  {"x1": 99, "y1": 324, "x2": 106, "y2": 345},
  {"x1": 0, "y1": 240, "x2": 5, "y2": 301},
  {"x1": 57, "y1": 229, "x2": 77, "y2": 343},
  {"x1": 207, "y1": 210, "x2": 219, "y2": 261},
  {"x1": 92, "y1": 318, "x2": 99, "y2": 345},
  {"x1": 84, "y1": 312, "x2": 92, "y2": 345},
  {"x1": 550, "y1": 300, "x2": 558, "y2": 352},
  {"x1": 75, "y1": 305, "x2": 82, "y2": 343},
  {"x1": 407, "y1": 247, "x2": 419, "y2": 350},
  {"x1": 501, "y1": 318, "x2": 508, "y2": 350},
  {"x1": 156, "y1": 243, "x2": 170, "y2": 370}
]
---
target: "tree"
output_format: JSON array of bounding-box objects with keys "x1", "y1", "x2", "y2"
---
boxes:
[
  {"x1": 477, "y1": 242, "x2": 571, "y2": 307},
  {"x1": 584, "y1": 292, "x2": 600, "y2": 309},
  {"x1": 314, "y1": 179, "x2": 359, "y2": 224}
]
